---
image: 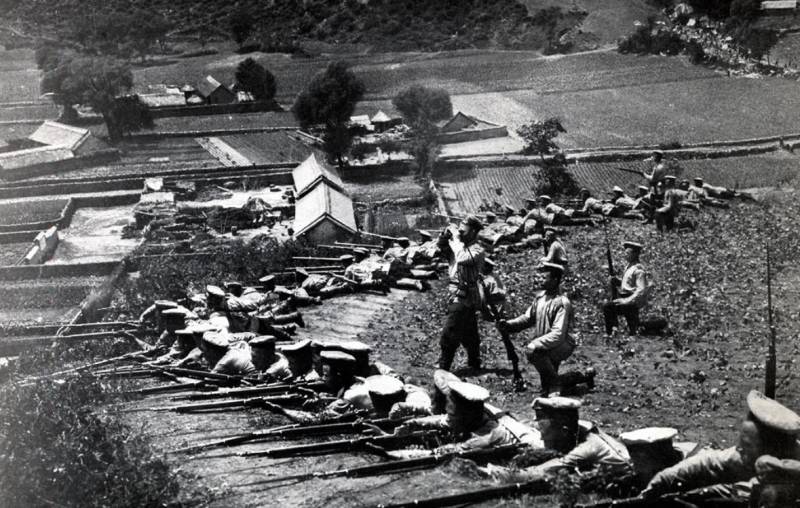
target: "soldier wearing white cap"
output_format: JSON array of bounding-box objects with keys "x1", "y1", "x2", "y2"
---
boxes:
[
  {"x1": 437, "y1": 214, "x2": 486, "y2": 371},
  {"x1": 295, "y1": 268, "x2": 351, "y2": 299},
  {"x1": 278, "y1": 339, "x2": 318, "y2": 381},
  {"x1": 541, "y1": 227, "x2": 568, "y2": 267},
  {"x1": 480, "y1": 258, "x2": 506, "y2": 320},
  {"x1": 754, "y1": 455, "x2": 800, "y2": 507},
  {"x1": 602, "y1": 241, "x2": 651, "y2": 335},
  {"x1": 580, "y1": 189, "x2": 620, "y2": 218},
  {"x1": 642, "y1": 390, "x2": 800, "y2": 502},
  {"x1": 498, "y1": 263, "x2": 580, "y2": 396},
  {"x1": 343, "y1": 249, "x2": 391, "y2": 294}
]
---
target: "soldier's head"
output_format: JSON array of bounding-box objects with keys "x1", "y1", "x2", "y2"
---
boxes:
[
  {"x1": 742, "y1": 390, "x2": 800, "y2": 464},
  {"x1": 432, "y1": 369, "x2": 461, "y2": 414},
  {"x1": 532, "y1": 396, "x2": 581, "y2": 453},
  {"x1": 249, "y1": 336, "x2": 277, "y2": 371},
  {"x1": 320, "y1": 350, "x2": 358, "y2": 392},
  {"x1": 637, "y1": 185, "x2": 649, "y2": 197},
  {"x1": 161, "y1": 308, "x2": 187, "y2": 336},
  {"x1": 206, "y1": 285, "x2": 226, "y2": 311},
  {"x1": 503, "y1": 205, "x2": 516, "y2": 218},
  {"x1": 755, "y1": 455, "x2": 800, "y2": 508},
  {"x1": 544, "y1": 226, "x2": 558, "y2": 243},
  {"x1": 524, "y1": 197, "x2": 537, "y2": 211},
  {"x1": 281, "y1": 339, "x2": 313, "y2": 377},
  {"x1": 485, "y1": 211, "x2": 497, "y2": 224},
  {"x1": 200, "y1": 331, "x2": 229, "y2": 366},
  {"x1": 693, "y1": 177, "x2": 704, "y2": 187},
  {"x1": 365, "y1": 375, "x2": 406, "y2": 416},
  {"x1": 538, "y1": 195, "x2": 553, "y2": 207},
  {"x1": 664, "y1": 175, "x2": 676, "y2": 189},
  {"x1": 397, "y1": 237, "x2": 411, "y2": 248},
  {"x1": 418, "y1": 230, "x2": 433, "y2": 243},
  {"x1": 579, "y1": 188, "x2": 591, "y2": 200},
  {"x1": 458, "y1": 215, "x2": 483, "y2": 244},
  {"x1": 339, "y1": 254, "x2": 354, "y2": 267},
  {"x1": 482, "y1": 258, "x2": 496, "y2": 276},
  {"x1": 446, "y1": 381, "x2": 490, "y2": 435},
  {"x1": 620, "y1": 427, "x2": 682, "y2": 487},
  {"x1": 537, "y1": 262, "x2": 563, "y2": 292},
  {"x1": 224, "y1": 281, "x2": 243, "y2": 298},
  {"x1": 678, "y1": 179, "x2": 690, "y2": 191},
  {"x1": 652, "y1": 151, "x2": 663, "y2": 163},
  {"x1": 623, "y1": 241, "x2": 643, "y2": 264},
  {"x1": 258, "y1": 274, "x2": 277, "y2": 292},
  {"x1": 611, "y1": 186, "x2": 624, "y2": 198}
]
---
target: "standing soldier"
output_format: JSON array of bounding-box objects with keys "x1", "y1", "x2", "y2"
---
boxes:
[
  {"x1": 641, "y1": 151, "x2": 667, "y2": 192},
  {"x1": 438, "y1": 215, "x2": 486, "y2": 372},
  {"x1": 498, "y1": 263, "x2": 579, "y2": 396},
  {"x1": 655, "y1": 175, "x2": 681, "y2": 233},
  {"x1": 602, "y1": 241, "x2": 651, "y2": 335},
  {"x1": 541, "y1": 226, "x2": 568, "y2": 266}
]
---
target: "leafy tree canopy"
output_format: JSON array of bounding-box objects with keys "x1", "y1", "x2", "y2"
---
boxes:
[{"x1": 235, "y1": 57, "x2": 277, "y2": 102}]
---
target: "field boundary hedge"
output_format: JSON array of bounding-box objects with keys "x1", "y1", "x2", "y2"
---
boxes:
[{"x1": 148, "y1": 101, "x2": 279, "y2": 119}]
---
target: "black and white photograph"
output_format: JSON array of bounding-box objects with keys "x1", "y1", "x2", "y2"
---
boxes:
[{"x1": 0, "y1": 0, "x2": 799, "y2": 506}]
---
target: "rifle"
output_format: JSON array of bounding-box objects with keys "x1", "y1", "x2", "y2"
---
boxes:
[
  {"x1": 484, "y1": 298, "x2": 524, "y2": 391},
  {"x1": 172, "y1": 415, "x2": 414, "y2": 454},
  {"x1": 233, "y1": 430, "x2": 438, "y2": 459},
  {"x1": 247, "y1": 442, "x2": 526, "y2": 487},
  {"x1": 292, "y1": 256, "x2": 346, "y2": 262},
  {"x1": 614, "y1": 166, "x2": 645, "y2": 176},
  {"x1": 360, "y1": 231, "x2": 398, "y2": 241},
  {"x1": 575, "y1": 491, "x2": 703, "y2": 507},
  {"x1": 601, "y1": 218, "x2": 618, "y2": 300},
  {"x1": 149, "y1": 365, "x2": 265, "y2": 385},
  {"x1": 126, "y1": 380, "x2": 218, "y2": 396},
  {"x1": 326, "y1": 272, "x2": 360, "y2": 286},
  {"x1": 373, "y1": 478, "x2": 550, "y2": 508},
  {"x1": 765, "y1": 244, "x2": 777, "y2": 399},
  {"x1": 435, "y1": 213, "x2": 464, "y2": 222},
  {"x1": 334, "y1": 242, "x2": 382, "y2": 249},
  {"x1": 171, "y1": 381, "x2": 327, "y2": 401},
  {"x1": 123, "y1": 394, "x2": 305, "y2": 413}
]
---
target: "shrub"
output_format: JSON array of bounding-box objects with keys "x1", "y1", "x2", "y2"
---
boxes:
[
  {"x1": 532, "y1": 154, "x2": 580, "y2": 198},
  {"x1": 0, "y1": 377, "x2": 197, "y2": 508}
]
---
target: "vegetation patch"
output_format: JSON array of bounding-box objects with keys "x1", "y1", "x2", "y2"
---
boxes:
[{"x1": 0, "y1": 198, "x2": 68, "y2": 226}]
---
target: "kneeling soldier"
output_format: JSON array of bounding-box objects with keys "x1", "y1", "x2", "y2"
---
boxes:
[{"x1": 498, "y1": 263, "x2": 593, "y2": 396}]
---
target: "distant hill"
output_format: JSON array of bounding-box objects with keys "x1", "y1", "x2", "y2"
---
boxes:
[{"x1": 0, "y1": 0, "x2": 648, "y2": 53}]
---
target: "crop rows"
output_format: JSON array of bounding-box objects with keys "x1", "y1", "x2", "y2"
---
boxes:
[
  {"x1": 343, "y1": 174, "x2": 427, "y2": 203},
  {"x1": 151, "y1": 112, "x2": 298, "y2": 132},
  {"x1": 0, "y1": 276, "x2": 104, "y2": 310},
  {"x1": 221, "y1": 131, "x2": 312, "y2": 164},
  {"x1": 0, "y1": 198, "x2": 68, "y2": 226},
  {"x1": 438, "y1": 164, "x2": 541, "y2": 214},
  {"x1": 0, "y1": 242, "x2": 32, "y2": 266}
]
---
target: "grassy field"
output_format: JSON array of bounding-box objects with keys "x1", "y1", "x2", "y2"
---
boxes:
[
  {"x1": 343, "y1": 174, "x2": 428, "y2": 203},
  {"x1": 151, "y1": 111, "x2": 298, "y2": 132},
  {"x1": 0, "y1": 242, "x2": 31, "y2": 266},
  {"x1": 0, "y1": 198, "x2": 68, "y2": 226}
]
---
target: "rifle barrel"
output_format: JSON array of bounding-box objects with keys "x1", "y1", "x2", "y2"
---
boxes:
[
  {"x1": 374, "y1": 479, "x2": 550, "y2": 508},
  {"x1": 172, "y1": 394, "x2": 304, "y2": 413},
  {"x1": 765, "y1": 244, "x2": 777, "y2": 398},
  {"x1": 172, "y1": 381, "x2": 326, "y2": 401},
  {"x1": 240, "y1": 430, "x2": 434, "y2": 459}
]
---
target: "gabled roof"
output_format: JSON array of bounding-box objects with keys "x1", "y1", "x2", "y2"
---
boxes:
[
  {"x1": 349, "y1": 115, "x2": 372, "y2": 127},
  {"x1": 28, "y1": 121, "x2": 90, "y2": 150},
  {"x1": 439, "y1": 112, "x2": 501, "y2": 133},
  {"x1": 292, "y1": 153, "x2": 345, "y2": 196},
  {"x1": 294, "y1": 182, "x2": 357, "y2": 237},
  {"x1": 0, "y1": 145, "x2": 73, "y2": 170},
  {"x1": 371, "y1": 110, "x2": 392, "y2": 123},
  {"x1": 196, "y1": 75, "x2": 229, "y2": 98}
]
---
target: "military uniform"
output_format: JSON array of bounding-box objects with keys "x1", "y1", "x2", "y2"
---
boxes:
[
  {"x1": 504, "y1": 264, "x2": 575, "y2": 395},
  {"x1": 603, "y1": 242, "x2": 651, "y2": 335},
  {"x1": 541, "y1": 237, "x2": 568, "y2": 266},
  {"x1": 438, "y1": 219, "x2": 485, "y2": 371},
  {"x1": 655, "y1": 176, "x2": 681, "y2": 232},
  {"x1": 643, "y1": 390, "x2": 800, "y2": 503}
]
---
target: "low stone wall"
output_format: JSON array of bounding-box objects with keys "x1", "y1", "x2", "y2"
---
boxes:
[{"x1": 149, "y1": 101, "x2": 279, "y2": 119}]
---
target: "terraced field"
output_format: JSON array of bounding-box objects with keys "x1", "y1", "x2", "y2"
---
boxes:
[
  {"x1": 0, "y1": 198, "x2": 68, "y2": 226},
  {"x1": 117, "y1": 137, "x2": 216, "y2": 165},
  {"x1": 219, "y1": 131, "x2": 313, "y2": 164},
  {"x1": 0, "y1": 242, "x2": 31, "y2": 266},
  {"x1": 152, "y1": 111, "x2": 298, "y2": 132},
  {"x1": 0, "y1": 276, "x2": 105, "y2": 325},
  {"x1": 439, "y1": 152, "x2": 800, "y2": 214}
]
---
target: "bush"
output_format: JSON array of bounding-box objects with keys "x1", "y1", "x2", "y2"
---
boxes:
[
  {"x1": 532, "y1": 154, "x2": 580, "y2": 198},
  {"x1": 0, "y1": 377, "x2": 196, "y2": 508}
]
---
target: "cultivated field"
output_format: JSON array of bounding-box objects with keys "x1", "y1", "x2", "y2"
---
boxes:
[
  {"x1": 0, "y1": 242, "x2": 31, "y2": 266},
  {"x1": 343, "y1": 173, "x2": 428, "y2": 203},
  {"x1": 438, "y1": 151, "x2": 800, "y2": 214},
  {"x1": 0, "y1": 198, "x2": 68, "y2": 226},
  {"x1": 0, "y1": 276, "x2": 105, "y2": 325},
  {"x1": 0, "y1": 49, "x2": 42, "y2": 103},
  {"x1": 151, "y1": 111, "x2": 298, "y2": 132},
  {"x1": 219, "y1": 131, "x2": 313, "y2": 164}
]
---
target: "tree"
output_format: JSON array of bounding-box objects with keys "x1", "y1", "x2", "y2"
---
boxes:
[
  {"x1": 229, "y1": 6, "x2": 255, "y2": 49},
  {"x1": 292, "y1": 61, "x2": 365, "y2": 168},
  {"x1": 517, "y1": 117, "x2": 566, "y2": 162},
  {"x1": 41, "y1": 55, "x2": 135, "y2": 141},
  {"x1": 392, "y1": 86, "x2": 452, "y2": 177},
  {"x1": 111, "y1": 95, "x2": 154, "y2": 138},
  {"x1": 129, "y1": 11, "x2": 173, "y2": 60},
  {"x1": 235, "y1": 58, "x2": 276, "y2": 103}
]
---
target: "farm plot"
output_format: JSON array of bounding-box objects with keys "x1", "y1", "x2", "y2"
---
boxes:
[
  {"x1": 343, "y1": 174, "x2": 427, "y2": 203},
  {"x1": 118, "y1": 137, "x2": 216, "y2": 165},
  {"x1": 219, "y1": 131, "x2": 313, "y2": 164},
  {"x1": 0, "y1": 242, "x2": 31, "y2": 266},
  {"x1": 152, "y1": 111, "x2": 298, "y2": 132},
  {"x1": 0, "y1": 276, "x2": 105, "y2": 325},
  {"x1": 0, "y1": 198, "x2": 68, "y2": 226},
  {"x1": 0, "y1": 103, "x2": 59, "y2": 123},
  {"x1": 440, "y1": 152, "x2": 800, "y2": 214}
]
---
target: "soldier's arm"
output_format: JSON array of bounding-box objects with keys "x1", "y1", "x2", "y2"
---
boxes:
[
  {"x1": 264, "y1": 353, "x2": 292, "y2": 381},
  {"x1": 642, "y1": 447, "x2": 748, "y2": 497},
  {"x1": 616, "y1": 268, "x2": 649, "y2": 307},
  {"x1": 504, "y1": 305, "x2": 535, "y2": 333},
  {"x1": 139, "y1": 304, "x2": 157, "y2": 323},
  {"x1": 527, "y1": 299, "x2": 571, "y2": 350}
]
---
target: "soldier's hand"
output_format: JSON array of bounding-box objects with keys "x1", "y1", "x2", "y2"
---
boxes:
[
  {"x1": 496, "y1": 320, "x2": 510, "y2": 333},
  {"x1": 362, "y1": 423, "x2": 389, "y2": 437}
]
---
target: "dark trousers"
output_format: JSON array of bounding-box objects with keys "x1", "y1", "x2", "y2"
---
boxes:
[
  {"x1": 655, "y1": 211, "x2": 675, "y2": 232},
  {"x1": 603, "y1": 301, "x2": 640, "y2": 334},
  {"x1": 439, "y1": 301, "x2": 480, "y2": 370}
]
